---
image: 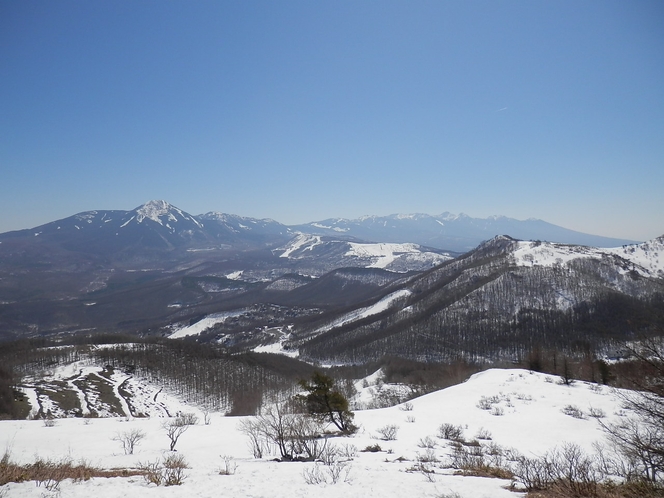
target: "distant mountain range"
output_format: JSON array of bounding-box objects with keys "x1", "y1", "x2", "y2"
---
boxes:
[
  {"x1": 1, "y1": 200, "x2": 637, "y2": 256},
  {"x1": 291, "y1": 213, "x2": 637, "y2": 252},
  {"x1": 0, "y1": 200, "x2": 658, "y2": 347}
]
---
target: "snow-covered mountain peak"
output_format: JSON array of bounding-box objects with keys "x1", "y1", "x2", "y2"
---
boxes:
[
  {"x1": 132, "y1": 200, "x2": 202, "y2": 228},
  {"x1": 135, "y1": 200, "x2": 178, "y2": 223},
  {"x1": 510, "y1": 237, "x2": 664, "y2": 279}
]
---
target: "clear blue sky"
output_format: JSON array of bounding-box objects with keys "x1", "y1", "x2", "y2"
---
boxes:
[{"x1": 1, "y1": 0, "x2": 663, "y2": 240}]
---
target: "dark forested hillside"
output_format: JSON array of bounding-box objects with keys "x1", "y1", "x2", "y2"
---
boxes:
[{"x1": 291, "y1": 236, "x2": 664, "y2": 363}]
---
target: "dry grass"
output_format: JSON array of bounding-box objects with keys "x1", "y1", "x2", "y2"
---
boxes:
[
  {"x1": 0, "y1": 451, "x2": 145, "y2": 489},
  {"x1": 525, "y1": 480, "x2": 664, "y2": 498}
]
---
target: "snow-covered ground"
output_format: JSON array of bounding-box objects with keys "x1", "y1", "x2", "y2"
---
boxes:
[
  {"x1": 0, "y1": 369, "x2": 634, "y2": 497},
  {"x1": 344, "y1": 242, "x2": 451, "y2": 269},
  {"x1": 513, "y1": 237, "x2": 664, "y2": 278},
  {"x1": 169, "y1": 311, "x2": 246, "y2": 339},
  {"x1": 311, "y1": 289, "x2": 412, "y2": 334}
]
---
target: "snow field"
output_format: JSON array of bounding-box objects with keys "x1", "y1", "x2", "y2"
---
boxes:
[{"x1": 0, "y1": 369, "x2": 630, "y2": 497}]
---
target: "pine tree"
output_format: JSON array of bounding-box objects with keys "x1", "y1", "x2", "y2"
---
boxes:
[{"x1": 298, "y1": 371, "x2": 356, "y2": 433}]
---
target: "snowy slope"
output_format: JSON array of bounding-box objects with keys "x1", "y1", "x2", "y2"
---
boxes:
[
  {"x1": 312, "y1": 289, "x2": 412, "y2": 334},
  {"x1": 277, "y1": 234, "x2": 452, "y2": 273},
  {"x1": 169, "y1": 311, "x2": 246, "y2": 339},
  {"x1": 513, "y1": 236, "x2": 664, "y2": 278},
  {"x1": 0, "y1": 368, "x2": 636, "y2": 498}
]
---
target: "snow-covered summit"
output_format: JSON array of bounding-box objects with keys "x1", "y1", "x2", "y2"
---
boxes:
[
  {"x1": 133, "y1": 200, "x2": 202, "y2": 228},
  {"x1": 512, "y1": 236, "x2": 664, "y2": 279}
]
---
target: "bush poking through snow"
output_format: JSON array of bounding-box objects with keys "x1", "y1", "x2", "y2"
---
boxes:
[
  {"x1": 416, "y1": 448, "x2": 438, "y2": 463},
  {"x1": 490, "y1": 406, "x2": 504, "y2": 416},
  {"x1": 376, "y1": 424, "x2": 399, "y2": 441},
  {"x1": 163, "y1": 417, "x2": 190, "y2": 451},
  {"x1": 302, "y1": 446, "x2": 352, "y2": 485},
  {"x1": 406, "y1": 462, "x2": 436, "y2": 483},
  {"x1": 140, "y1": 454, "x2": 189, "y2": 486},
  {"x1": 361, "y1": 444, "x2": 382, "y2": 453},
  {"x1": 399, "y1": 402, "x2": 414, "y2": 412},
  {"x1": 437, "y1": 423, "x2": 464, "y2": 441},
  {"x1": 417, "y1": 436, "x2": 437, "y2": 449},
  {"x1": 42, "y1": 415, "x2": 56, "y2": 428},
  {"x1": 475, "y1": 427, "x2": 492, "y2": 440},
  {"x1": 178, "y1": 412, "x2": 199, "y2": 425},
  {"x1": 238, "y1": 404, "x2": 330, "y2": 461},
  {"x1": 587, "y1": 407, "x2": 605, "y2": 419},
  {"x1": 112, "y1": 428, "x2": 146, "y2": 455},
  {"x1": 218, "y1": 455, "x2": 237, "y2": 475},
  {"x1": 561, "y1": 404, "x2": 585, "y2": 419}
]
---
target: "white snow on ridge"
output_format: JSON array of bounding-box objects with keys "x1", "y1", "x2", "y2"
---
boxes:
[
  {"x1": 278, "y1": 234, "x2": 323, "y2": 258},
  {"x1": 346, "y1": 242, "x2": 421, "y2": 259},
  {"x1": 314, "y1": 289, "x2": 411, "y2": 333},
  {"x1": 345, "y1": 242, "x2": 450, "y2": 269},
  {"x1": 512, "y1": 241, "x2": 603, "y2": 268},
  {"x1": 513, "y1": 238, "x2": 664, "y2": 278},
  {"x1": 169, "y1": 311, "x2": 245, "y2": 339},
  {"x1": 606, "y1": 237, "x2": 664, "y2": 278}
]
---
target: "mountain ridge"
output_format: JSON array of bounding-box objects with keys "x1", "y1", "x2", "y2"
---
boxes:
[{"x1": 1, "y1": 200, "x2": 640, "y2": 252}]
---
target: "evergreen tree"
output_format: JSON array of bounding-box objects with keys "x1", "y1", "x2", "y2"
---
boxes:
[{"x1": 298, "y1": 371, "x2": 356, "y2": 433}]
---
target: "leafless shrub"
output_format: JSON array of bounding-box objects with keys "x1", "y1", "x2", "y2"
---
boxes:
[
  {"x1": 239, "y1": 405, "x2": 328, "y2": 461},
  {"x1": 289, "y1": 415, "x2": 328, "y2": 461},
  {"x1": 509, "y1": 443, "x2": 603, "y2": 495},
  {"x1": 490, "y1": 406, "x2": 504, "y2": 416},
  {"x1": 238, "y1": 418, "x2": 265, "y2": 459},
  {"x1": 302, "y1": 462, "x2": 326, "y2": 485},
  {"x1": 407, "y1": 462, "x2": 436, "y2": 482},
  {"x1": 405, "y1": 415, "x2": 416, "y2": 423},
  {"x1": 338, "y1": 443, "x2": 357, "y2": 459},
  {"x1": 417, "y1": 448, "x2": 438, "y2": 463},
  {"x1": 602, "y1": 416, "x2": 664, "y2": 483},
  {"x1": 587, "y1": 407, "x2": 606, "y2": 419},
  {"x1": 438, "y1": 423, "x2": 464, "y2": 441},
  {"x1": 561, "y1": 404, "x2": 586, "y2": 419},
  {"x1": 399, "y1": 402, "x2": 414, "y2": 412},
  {"x1": 138, "y1": 459, "x2": 163, "y2": 486},
  {"x1": 376, "y1": 424, "x2": 399, "y2": 441},
  {"x1": 450, "y1": 443, "x2": 512, "y2": 479},
  {"x1": 302, "y1": 461, "x2": 351, "y2": 485},
  {"x1": 112, "y1": 428, "x2": 146, "y2": 455},
  {"x1": 218, "y1": 455, "x2": 237, "y2": 475},
  {"x1": 202, "y1": 409, "x2": 211, "y2": 426},
  {"x1": 361, "y1": 444, "x2": 382, "y2": 452},
  {"x1": 475, "y1": 427, "x2": 492, "y2": 440},
  {"x1": 436, "y1": 492, "x2": 461, "y2": 498},
  {"x1": 162, "y1": 417, "x2": 190, "y2": 451},
  {"x1": 477, "y1": 395, "x2": 502, "y2": 411},
  {"x1": 417, "y1": 436, "x2": 437, "y2": 449},
  {"x1": 510, "y1": 453, "x2": 552, "y2": 491},
  {"x1": 327, "y1": 460, "x2": 352, "y2": 484},
  {"x1": 162, "y1": 453, "x2": 189, "y2": 486},
  {"x1": 178, "y1": 412, "x2": 199, "y2": 426}
]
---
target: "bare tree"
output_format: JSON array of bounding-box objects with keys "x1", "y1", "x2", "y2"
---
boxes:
[
  {"x1": 602, "y1": 338, "x2": 664, "y2": 484},
  {"x1": 163, "y1": 417, "x2": 190, "y2": 452},
  {"x1": 112, "y1": 428, "x2": 146, "y2": 455}
]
